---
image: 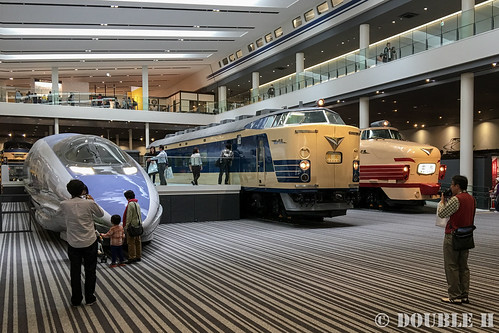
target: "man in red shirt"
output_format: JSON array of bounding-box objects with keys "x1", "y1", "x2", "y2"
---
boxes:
[{"x1": 437, "y1": 175, "x2": 476, "y2": 304}]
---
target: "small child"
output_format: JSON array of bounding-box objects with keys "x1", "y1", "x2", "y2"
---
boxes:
[{"x1": 100, "y1": 215, "x2": 126, "y2": 267}]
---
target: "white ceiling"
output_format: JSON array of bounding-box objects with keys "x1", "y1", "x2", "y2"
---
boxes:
[{"x1": 0, "y1": 0, "x2": 316, "y2": 95}]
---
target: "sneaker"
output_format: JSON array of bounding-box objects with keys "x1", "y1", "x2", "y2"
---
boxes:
[
  {"x1": 119, "y1": 262, "x2": 126, "y2": 266},
  {"x1": 461, "y1": 297, "x2": 470, "y2": 304},
  {"x1": 135, "y1": 258, "x2": 141, "y2": 262},
  {"x1": 441, "y1": 297, "x2": 462, "y2": 304},
  {"x1": 86, "y1": 300, "x2": 97, "y2": 306},
  {"x1": 191, "y1": 181, "x2": 195, "y2": 185},
  {"x1": 109, "y1": 263, "x2": 117, "y2": 268}
]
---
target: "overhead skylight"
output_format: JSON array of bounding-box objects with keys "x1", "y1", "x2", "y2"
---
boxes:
[
  {"x1": 105, "y1": 0, "x2": 299, "y2": 8},
  {"x1": 0, "y1": 28, "x2": 246, "y2": 38},
  {"x1": 0, "y1": 53, "x2": 212, "y2": 61}
]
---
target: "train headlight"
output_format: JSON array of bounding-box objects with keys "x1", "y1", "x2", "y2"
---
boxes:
[
  {"x1": 353, "y1": 160, "x2": 359, "y2": 170},
  {"x1": 123, "y1": 167, "x2": 138, "y2": 175},
  {"x1": 69, "y1": 166, "x2": 95, "y2": 175},
  {"x1": 299, "y1": 160, "x2": 310, "y2": 171},
  {"x1": 417, "y1": 163, "x2": 436, "y2": 175},
  {"x1": 439, "y1": 164, "x2": 447, "y2": 180}
]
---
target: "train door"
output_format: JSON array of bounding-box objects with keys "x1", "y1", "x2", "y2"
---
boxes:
[{"x1": 257, "y1": 138, "x2": 265, "y2": 186}]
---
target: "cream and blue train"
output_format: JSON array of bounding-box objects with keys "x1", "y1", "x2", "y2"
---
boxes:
[
  {"x1": 24, "y1": 134, "x2": 162, "y2": 241},
  {"x1": 151, "y1": 106, "x2": 361, "y2": 219}
]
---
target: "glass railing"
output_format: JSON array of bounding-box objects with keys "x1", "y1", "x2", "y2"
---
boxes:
[
  {"x1": 1, "y1": 1, "x2": 498, "y2": 115},
  {"x1": 222, "y1": 0, "x2": 499, "y2": 110},
  {"x1": 142, "y1": 156, "x2": 241, "y2": 186}
]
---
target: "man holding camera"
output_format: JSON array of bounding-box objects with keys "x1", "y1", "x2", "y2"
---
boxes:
[{"x1": 437, "y1": 175, "x2": 476, "y2": 304}]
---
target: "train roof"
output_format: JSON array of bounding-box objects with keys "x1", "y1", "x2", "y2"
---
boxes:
[{"x1": 150, "y1": 107, "x2": 342, "y2": 147}]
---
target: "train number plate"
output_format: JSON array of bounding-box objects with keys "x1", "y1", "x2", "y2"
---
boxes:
[{"x1": 325, "y1": 152, "x2": 342, "y2": 164}]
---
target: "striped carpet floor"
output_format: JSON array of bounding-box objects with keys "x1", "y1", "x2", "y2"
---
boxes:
[{"x1": 1, "y1": 204, "x2": 499, "y2": 332}]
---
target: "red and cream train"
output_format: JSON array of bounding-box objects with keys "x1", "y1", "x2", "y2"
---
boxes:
[{"x1": 358, "y1": 120, "x2": 446, "y2": 208}]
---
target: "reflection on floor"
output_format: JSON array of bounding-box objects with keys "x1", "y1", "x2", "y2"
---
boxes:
[{"x1": 1, "y1": 207, "x2": 498, "y2": 332}]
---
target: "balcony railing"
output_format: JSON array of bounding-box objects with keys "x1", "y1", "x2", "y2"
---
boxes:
[{"x1": 1, "y1": 1, "x2": 498, "y2": 114}]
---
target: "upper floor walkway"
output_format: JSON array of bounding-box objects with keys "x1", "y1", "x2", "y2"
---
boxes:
[{"x1": 1, "y1": 0, "x2": 498, "y2": 128}]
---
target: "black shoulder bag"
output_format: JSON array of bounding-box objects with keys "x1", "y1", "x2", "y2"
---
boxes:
[{"x1": 127, "y1": 202, "x2": 144, "y2": 237}]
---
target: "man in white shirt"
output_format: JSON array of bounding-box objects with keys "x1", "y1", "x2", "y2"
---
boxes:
[
  {"x1": 148, "y1": 145, "x2": 168, "y2": 185},
  {"x1": 59, "y1": 179, "x2": 104, "y2": 306}
]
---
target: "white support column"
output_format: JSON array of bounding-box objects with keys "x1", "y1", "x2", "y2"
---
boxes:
[
  {"x1": 460, "y1": 72, "x2": 474, "y2": 192},
  {"x1": 54, "y1": 118, "x2": 59, "y2": 134},
  {"x1": 252, "y1": 72, "x2": 260, "y2": 102},
  {"x1": 460, "y1": 0, "x2": 475, "y2": 39},
  {"x1": 218, "y1": 85, "x2": 227, "y2": 113},
  {"x1": 142, "y1": 65, "x2": 149, "y2": 111},
  {"x1": 359, "y1": 24, "x2": 370, "y2": 70},
  {"x1": 51, "y1": 67, "x2": 59, "y2": 105},
  {"x1": 296, "y1": 52, "x2": 305, "y2": 90},
  {"x1": 145, "y1": 122, "x2": 150, "y2": 148},
  {"x1": 116, "y1": 134, "x2": 120, "y2": 147},
  {"x1": 359, "y1": 97, "x2": 369, "y2": 129},
  {"x1": 128, "y1": 128, "x2": 133, "y2": 150}
]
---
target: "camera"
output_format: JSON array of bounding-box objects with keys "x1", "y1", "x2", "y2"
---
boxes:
[{"x1": 438, "y1": 189, "x2": 453, "y2": 198}]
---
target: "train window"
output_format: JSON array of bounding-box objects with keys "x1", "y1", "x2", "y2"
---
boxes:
[
  {"x1": 304, "y1": 9, "x2": 315, "y2": 22},
  {"x1": 292, "y1": 16, "x2": 302, "y2": 28},
  {"x1": 222, "y1": 58, "x2": 229, "y2": 66},
  {"x1": 236, "y1": 50, "x2": 243, "y2": 59},
  {"x1": 285, "y1": 111, "x2": 327, "y2": 125},
  {"x1": 271, "y1": 113, "x2": 287, "y2": 127},
  {"x1": 265, "y1": 33, "x2": 273, "y2": 43},
  {"x1": 248, "y1": 43, "x2": 255, "y2": 52},
  {"x1": 317, "y1": 2, "x2": 329, "y2": 14},
  {"x1": 228, "y1": 54, "x2": 235, "y2": 62},
  {"x1": 325, "y1": 111, "x2": 346, "y2": 125},
  {"x1": 59, "y1": 137, "x2": 128, "y2": 165},
  {"x1": 362, "y1": 129, "x2": 404, "y2": 140},
  {"x1": 332, "y1": 0, "x2": 343, "y2": 7},
  {"x1": 263, "y1": 116, "x2": 275, "y2": 128},
  {"x1": 256, "y1": 38, "x2": 264, "y2": 48},
  {"x1": 274, "y1": 27, "x2": 283, "y2": 38}
]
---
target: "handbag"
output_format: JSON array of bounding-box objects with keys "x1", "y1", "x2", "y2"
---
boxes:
[
  {"x1": 215, "y1": 158, "x2": 221, "y2": 167},
  {"x1": 452, "y1": 225, "x2": 476, "y2": 250},
  {"x1": 166, "y1": 166, "x2": 174, "y2": 179},
  {"x1": 435, "y1": 202, "x2": 449, "y2": 228},
  {"x1": 147, "y1": 161, "x2": 158, "y2": 175}
]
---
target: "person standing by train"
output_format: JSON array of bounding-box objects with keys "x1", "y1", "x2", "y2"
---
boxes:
[
  {"x1": 59, "y1": 179, "x2": 104, "y2": 306},
  {"x1": 218, "y1": 144, "x2": 233, "y2": 185},
  {"x1": 123, "y1": 190, "x2": 142, "y2": 263},
  {"x1": 147, "y1": 145, "x2": 168, "y2": 185},
  {"x1": 189, "y1": 147, "x2": 202, "y2": 185},
  {"x1": 144, "y1": 146, "x2": 158, "y2": 184},
  {"x1": 437, "y1": 175, "x2": 476, "y2": 304}
]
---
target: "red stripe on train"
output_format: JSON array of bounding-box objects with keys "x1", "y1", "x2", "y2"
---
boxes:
[{"x1": 360, "y1": 182, "x2": 441, "y2": 195}]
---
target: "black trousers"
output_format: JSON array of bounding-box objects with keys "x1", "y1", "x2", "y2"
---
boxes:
[
  {"x1": 218, "y1": 163, "x2": 231, "y2": 184},
  {"x1": 191, "y1": 165, "x2": 201, "y2": 185},
  {"x1": 68, "y1": 240, "x2": 98, "y2": 305},
  {"x1": 157, "y1": 163, "x2": 167, "y2": 185}
]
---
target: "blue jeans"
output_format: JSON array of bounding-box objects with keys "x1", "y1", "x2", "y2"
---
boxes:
[{"x1": 110, "y1": 245, "x2": 125, "y2": 264}]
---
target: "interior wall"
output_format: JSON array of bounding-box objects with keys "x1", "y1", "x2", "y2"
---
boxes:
[{"x1": 402, "y1": 118, "x2": 499, "y2": 153}]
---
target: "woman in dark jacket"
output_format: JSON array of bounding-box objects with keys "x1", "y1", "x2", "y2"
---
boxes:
[{"x1": 144, "y1": 146, "x2": 158, "y2": 184}]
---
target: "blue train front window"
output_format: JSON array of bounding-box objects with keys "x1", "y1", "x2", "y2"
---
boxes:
[{"x1": 55, "y1": 136, "x2": 129, "y2": 165}]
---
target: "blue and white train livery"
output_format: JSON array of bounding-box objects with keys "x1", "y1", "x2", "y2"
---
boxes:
[{"x1": 24, "y1": 133, "x2": 162, "y2": 242}]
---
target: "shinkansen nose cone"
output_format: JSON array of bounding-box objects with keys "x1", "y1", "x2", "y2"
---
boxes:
[{"x1": 24, "y1": 134, "x2": 162, "y2": 242}]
